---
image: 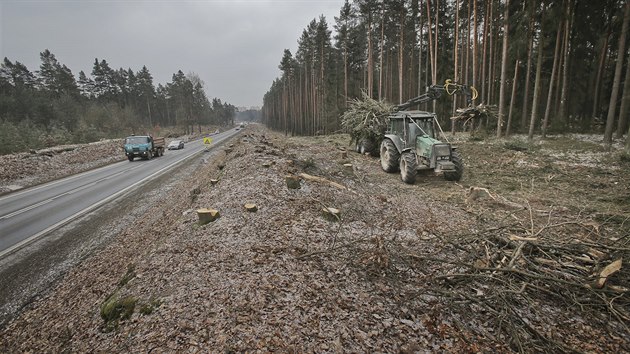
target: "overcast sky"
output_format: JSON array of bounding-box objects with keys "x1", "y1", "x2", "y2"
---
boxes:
[{"x1": 0, "y1": 0, "x2": 344, "y2": 108}]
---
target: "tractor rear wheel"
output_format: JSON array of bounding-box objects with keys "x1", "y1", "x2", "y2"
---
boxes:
[
  {"x1": 380, "y1": 139, "x2": 400, "y2": 172},
  {"x1": 444, "y1": 150, "x2": 464, "y2": 181},
  {"x1": 399, "y1": 151, "x2": 417, "y2": 184}
]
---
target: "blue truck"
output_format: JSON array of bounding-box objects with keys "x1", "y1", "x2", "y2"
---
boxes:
[{"x1": 123, "y1": 135, "x2": 165, "y2": 161}]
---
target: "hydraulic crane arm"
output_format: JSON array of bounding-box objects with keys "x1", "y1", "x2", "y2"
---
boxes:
[{"x1": 394, "y1": 80, "x2": 477, "y2": 111}]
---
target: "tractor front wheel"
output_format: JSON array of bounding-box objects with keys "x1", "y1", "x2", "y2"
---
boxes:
[
  {"x1": 444, "y1": 150, "x2": 464, "y2": 181},
  {"x1": 400, "y1": 151, "x2": 417, "y2": 184},
  {"x1": 380, "y1": 139, "x2": 400, "y2": 172}
]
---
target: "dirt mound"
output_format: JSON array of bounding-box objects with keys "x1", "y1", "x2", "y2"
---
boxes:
[{"x1": 1, "y1": 126, "x2": 628, "y2": 352}]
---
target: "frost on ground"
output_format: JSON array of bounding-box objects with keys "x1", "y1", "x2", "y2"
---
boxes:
[
  {"x1": 0, "y1": 140, "x2": 125, "y2": 193},
  {"x1": 1, "y1": 126, "x2": 629, "y2": 352}
]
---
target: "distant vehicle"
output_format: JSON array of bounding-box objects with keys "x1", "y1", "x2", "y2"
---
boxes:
[
  {"x1": 168, "y1": 140, "x2": 184, "y2": 150},
  {"x1": 124, "y1": 135, "x2": 165, "y2": 161}
]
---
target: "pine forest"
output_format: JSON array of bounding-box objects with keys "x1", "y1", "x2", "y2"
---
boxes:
[
  {"x1": 0, "y1": 51, "x2": 237, "y2": 154},
  {"x1": 262, "y1": 0, "x2": 630, "y2": 147}
]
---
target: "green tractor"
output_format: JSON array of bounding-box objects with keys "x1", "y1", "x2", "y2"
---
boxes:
[
  {"x1": 380, "y1": 111, "x2": 463, "y2": 184},
  {"x1": 379, "y1": 82, "x2": 474, "y2": 184}
]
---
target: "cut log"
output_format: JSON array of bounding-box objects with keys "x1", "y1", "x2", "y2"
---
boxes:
[
  {"x1": 285, "y1": 175, "x2": 301, "y2": 189},
  {"x1": 322, "y1": 207, "x2": 341, "y2": 222},
  {"x1": 299, "y1": 173, "x2": 346, "y2": 190},
  {"x1": 196, "y1": 208, "x2": 220, "y2": 225},
  {"x1": 244, "y1": 203, "x2": 258, "y2": 212},
  {"x1": 595, "y1": 259, "x2": 622, "y2": 289}
]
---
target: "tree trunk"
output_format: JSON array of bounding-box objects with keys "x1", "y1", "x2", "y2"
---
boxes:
[
  {"x1": 497, "y1": 0, "x2": 510, "y2": 138},
  {"x1": 506, "y1": 59, "x2": 520, "y2": 136},
  {"x1": 528, "y1": 35, "x2": 544, "y2": 141},
  {"x1": 452, "y1": 0, "x2": 460, "y2": 134},
  {"x1": 616, "y1": 48, "x2": 630, "y2": 138},
  {"x1": 368, "y1": 14, "x2": 374, "y2": 98},
  {"x1": 472, "y1": 0, "x2": 478, "y2": 91},
  {"x1": 521, "y1": 0, "x2": 535, "y2": 131},
  {"x1": 604, "y1": 0, "x2": 630, "y2": 144},
  {"x1": 542, "y1": 17, "x2": 563, "y2": 138},
  {"x1": 592, "y1": 27, "x2": 611, "y2": 120},
  {"x1": 426, "y1": 0, "x2": 435, "y2": 86},
  {"x1": 434, "y1": 2, "x2": 438, "y2": 89},
  {"x1": 399, "y1": 9, "x2": 404, "y2": 104},
  {"x1": 481, "y1": 1, "x2": 490, "y2": 103},
  {"x1": 465, "y1": 0, "x2": 471, "y2": 85},
  {"x1": 558, "y1": 0, "x2": 573, "y2": 129},
  {"x1": 379, "y1": 10, "x2": 385, "y2": 100}
]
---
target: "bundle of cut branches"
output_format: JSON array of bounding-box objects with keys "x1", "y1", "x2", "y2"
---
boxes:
[
  {"x1": 452, "y1": 103, "x2": 498, "y2": 125},
  {"x1": 341, "y1": 91, "x2": 393, "y2": 145}
]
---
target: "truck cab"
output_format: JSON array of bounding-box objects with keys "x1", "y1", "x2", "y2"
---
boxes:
[{"x1": 124, "y1": 135, "x2": 164, "y2": 161}]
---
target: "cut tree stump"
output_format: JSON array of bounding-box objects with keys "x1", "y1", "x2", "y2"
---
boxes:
[
  {"x1": 341, "y1": 151, "x2": 348, "y2": 159},
  {"x1": 285, "y1": 175, "x2": 301, "y2": 189},
  {"x1": 244, "y1": 203, "x2": 258, "y2": 212},
  {"x1": 322, "y1": 207, "x2": 341, "y2": 222},
  {"x1": 197, "y1": 208, "x2": 220, "y2": 225},
  {"x1": 210, "y1": 179, "x2": 219, "y2": 186}
]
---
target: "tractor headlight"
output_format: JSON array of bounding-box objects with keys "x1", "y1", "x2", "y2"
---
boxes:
[{"x1": 433, "y1": 144, "x2": 451, "y2": 160}]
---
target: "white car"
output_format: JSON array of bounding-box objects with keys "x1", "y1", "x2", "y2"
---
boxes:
[{"x1": 168, "y1": 140, "x2": 184, "y2": 150}]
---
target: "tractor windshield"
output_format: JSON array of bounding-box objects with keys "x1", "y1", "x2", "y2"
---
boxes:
[{"x1": 413, "y1": 119, "x2": 435, "y2": 138}]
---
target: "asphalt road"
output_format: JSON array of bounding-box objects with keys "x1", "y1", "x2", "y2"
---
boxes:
[{"x1": 0, "y1": 128, "x2": 238, "y2": 257}]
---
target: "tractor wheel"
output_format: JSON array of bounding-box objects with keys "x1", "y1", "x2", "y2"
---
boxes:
[
  {"x1": 399, "y1": 151, "x2": 417, "y2": 184},
  {"x1": 360, "y1": 138, "x2": 377, "y2": 155},
  {"x1": 380, "y1": 139, "x2": 400, "y2": 172},
  {"x1": 146, "y1": 152, "x2": 152, "y2": 160},
  {"x1": 444, "y1": 150, "x2": 464, "y2": 181},
  {"x1": 128, "y1": 155, "x2": 134, "y2": 162}
]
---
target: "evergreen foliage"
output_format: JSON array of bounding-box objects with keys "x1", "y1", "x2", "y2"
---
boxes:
[
  {"x1": 0, "y1": 52, "x2": 237, "y2": 154},
  {"x1": 263, "y1": 0, "x2": 630, "y2": 142}
]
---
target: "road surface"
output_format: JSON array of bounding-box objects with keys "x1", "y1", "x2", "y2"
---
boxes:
[{"x1": 0, "y1": 129, "x2": 238, "y2": 257}]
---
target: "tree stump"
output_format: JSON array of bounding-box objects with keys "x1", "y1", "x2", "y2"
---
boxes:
[
  {"x1": 210, "y1": 179, "x2": 219, "y2": 186},
  {"x1": 322, "y1": 207, "x2": 341, "y2": 222},
  {"x1": 341, "y1": 151, "x2": 348, "y2": 159},
  {"x1": 244, "y1": 203, "x2": 258, "y2": 212},
  {"x1": 196, "y1": 208, "x2": 220, "y2": 225},
  {"x1": 342, "y1": 163, "x2": 354, "y2": 176},
  {"x1": 285, "y1": 175, "x2": 301, "y2": 189}
]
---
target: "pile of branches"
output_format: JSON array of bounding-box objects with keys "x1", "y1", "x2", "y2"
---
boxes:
[
  {"x1": 452, "y1": 104, "x2": 498, "y2": 131},
  {"x1": 403, "y1": 189, "x2": 630, "y2": 352},
  {"x1": 341, "y1": 91, "x2": 393, "y2": 146}
]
